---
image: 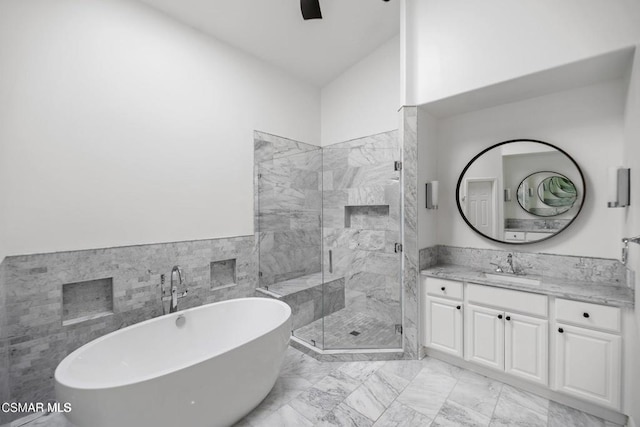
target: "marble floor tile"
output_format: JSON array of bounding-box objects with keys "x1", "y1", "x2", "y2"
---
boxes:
[
  {"x1": 446, "y1": 370, "x2": 502, "y2": 418},
  {"x1": 343, "y1": 372, "x2": 399, "y2": 421},
  {"x1": 337, "y1": 360, "x2": 386, "y2": 382},
  {"x1": 252, "y1": 404, "x2": 313, "y2": 427},
  {"x1": 377, "y1": 359, "x2": 423, "y2": 382},
  {"x1": 548, "y1": 401, "x2": 608, "y2": 427},
  {"x1": 420, "y1": 356, "x2": 464, "y2": 379},
  {"x1": 372, "y1": 400, "x2": 433, "y2": 427},
  {"x1": 289, "y1": 386, "x2": 344, "y2": 423},
  {"x1": 395, "y1": 367, "x2": 458, "y2": 418},
  {"x1": 314, "y1": 370, "x2": 361, "y2": 399},
  {"x1": 12, "y1": 347, "x2": 620, "y2": 427},
  {"x1": 496, "y1": 384, "x2": 549, "y2": 417},
  {"x1": 21, "y1": 414, "x2": 72, "y2": 427},
  {"x1": 242, "y1": 375, "x2": 313, "y2": 423},
  {"x1": 279, "y1": 347, "x2": 343, "y2": 384},
  {"x1": 432, "y1": 400, "x2": 491, "y2": 427},
  {"x1": 317, "y1": 402, "x2": 374, "y2": 427},
  {"x1": 490, "y1": 385, "x2": 548, "y2": 427}
]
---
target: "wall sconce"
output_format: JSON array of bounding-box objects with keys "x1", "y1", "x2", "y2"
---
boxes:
[
  {"x1": 504, "y1": 188, "x2": 512, "y2": 202},
  {"x1": 607, "y1": 167, "x2": 630, "y2": 208},
  {"x1": 426, "y1": 181, "x2": 439, "y2": 209}
]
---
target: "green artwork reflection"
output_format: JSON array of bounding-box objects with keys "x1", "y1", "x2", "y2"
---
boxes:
[{"x1": 537, "y1": 176, "x2": 577, "y2": 207}]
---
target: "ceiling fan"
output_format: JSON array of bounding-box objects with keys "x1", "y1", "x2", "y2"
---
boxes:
[{"x1": 301, "y1": 0, "x2": 390, "y2": 21}]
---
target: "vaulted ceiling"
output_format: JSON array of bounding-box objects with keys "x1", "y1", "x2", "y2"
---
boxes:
[{"x1": 137, "y1": 0, "x2": 400, "y2": 86}]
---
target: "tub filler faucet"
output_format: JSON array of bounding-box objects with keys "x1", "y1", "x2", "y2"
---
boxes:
[{"x1": 162, "y1": 265, "x2": 188, "y2": 313}]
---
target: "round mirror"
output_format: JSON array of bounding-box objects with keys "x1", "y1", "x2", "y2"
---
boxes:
[
  {"x1": 516, "y1": 172, "x2": 578, "y2": 216},
  {"x1": 456, "y1": 139, "x2": 585, "y2": 244}
]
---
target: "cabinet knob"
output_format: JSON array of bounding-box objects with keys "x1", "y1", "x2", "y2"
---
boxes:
[
  {"x1": 506, "y1": 316, "x2": 511, "y2": 321},
  {"x1": 583, "y1": 312, "x2": 590, "y2": 318},
  {"x1": 558, "y1": 328, "x2": 564, "y2": 333},
  {"x1": 498, "y1": 314, "x2": 503, "y2": 319},
  {"x1": 456, "y1": 305, "x2": 461, "y2": 310},
  {"x1": 441, "y1": 287, "x2": 445, "y2": 291}
]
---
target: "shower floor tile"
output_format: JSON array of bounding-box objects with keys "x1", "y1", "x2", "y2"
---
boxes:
[
  {"x1": 8, "y1": 347, "x2": 623, "y2": 427},
  {"x1": 293, "y1": 308, "x2": 401, "y2": 350}
]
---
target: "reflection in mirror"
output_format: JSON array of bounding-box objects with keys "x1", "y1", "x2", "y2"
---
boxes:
[
  {"x1": 456, "y1": 140, "x2": 585, "y2": 244},
  {"x1": 516, "y1": 172, "x2": 578, "y2": 216}
]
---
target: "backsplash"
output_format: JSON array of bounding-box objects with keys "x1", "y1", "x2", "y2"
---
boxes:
[
  {"x1": 420, "y1": 245, "x2": 627, "y2": 286},
  {"x1": 504, "y1": 218, "x2": 571, "y2": 231},
  {"x1": 0, "y1": 235, "x2": 255, "y2": 424}
]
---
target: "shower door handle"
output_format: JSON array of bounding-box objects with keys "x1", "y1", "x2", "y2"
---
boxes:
[{"x1": 328, "y1": 250, "x2": 333, "y2": 274}]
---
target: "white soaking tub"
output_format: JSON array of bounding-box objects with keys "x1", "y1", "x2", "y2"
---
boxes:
[{"x1": 55, "y1": 298, "x2": 291, "y2": 427}]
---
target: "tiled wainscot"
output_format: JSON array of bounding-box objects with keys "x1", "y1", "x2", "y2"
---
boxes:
[{"x1": 0, "y1": 236, "x2": 256, "y2": 425}]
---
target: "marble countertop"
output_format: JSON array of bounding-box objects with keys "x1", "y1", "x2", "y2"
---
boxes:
[{"x1": 421, "y1": 264, "x2": 634, "y2": 308}]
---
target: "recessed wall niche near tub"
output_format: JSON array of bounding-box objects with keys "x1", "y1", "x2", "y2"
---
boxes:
[
  {"x1": 62, "y1": 278, "x2": 114, "y2": 326},
  {"x1": 210, "y1": 259, "x2": 236, "y2": 289}
]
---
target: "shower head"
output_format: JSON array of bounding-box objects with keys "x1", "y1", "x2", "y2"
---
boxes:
[{"x1": 301, "y1": 0, "x2": 322, "y2": 20}]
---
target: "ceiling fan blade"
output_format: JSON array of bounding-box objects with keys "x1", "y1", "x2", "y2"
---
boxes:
[{"x1": 301, "y1": 0, "x2": 322, "y2": 20}]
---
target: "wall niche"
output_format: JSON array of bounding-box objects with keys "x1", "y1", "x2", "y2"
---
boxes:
[{"x1": 62, "y1": 278, "x2": 113, "y2": 326}]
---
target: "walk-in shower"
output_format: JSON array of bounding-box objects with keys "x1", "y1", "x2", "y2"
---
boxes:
[{"x1": 254, "y1": 130, "x2": 403, "y2": 352}]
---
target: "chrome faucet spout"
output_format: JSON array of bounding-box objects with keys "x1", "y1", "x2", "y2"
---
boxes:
[
  {"x1": 506, "y1": 253, "x2": 516, "y2": 275},
  {"x1": 166, "y1": 265, "x2": 188, "y2": 313}
]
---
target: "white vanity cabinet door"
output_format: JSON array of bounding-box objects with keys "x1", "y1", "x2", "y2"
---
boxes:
[
  {"x1": 425, "y1": 296, "x2": 463, "y2": 357},
  {"x1": 504, "y1": 313, "x2": 548, "y2": 386},
  {"x1": 554, "y1": 323, "x2": 621, "y2": 409},
  {"x1": 465, "y1": 304, "x2": 504, "y2": 370}
]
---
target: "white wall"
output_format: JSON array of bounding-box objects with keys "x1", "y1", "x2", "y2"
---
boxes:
[
  {"x1": 320, "y1": 36, "x2": 399, "y2": 146},
  {"x1": 403, "y1": 0, "x2": 640, "y2": 105},
  {"x1": 432, "y1": 79, "x2": 626, "y2": 258},
  {"x1": 622, "y1": 46, "x2": 640, "y2": 427},
  {"x1": 0, "y1": 0, "x2": 320, "y2": 259}
]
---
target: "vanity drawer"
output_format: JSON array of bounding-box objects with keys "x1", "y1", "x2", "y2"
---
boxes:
[
  {"x1": 555, "y1": 299, "x2": 621, "y2": 333},
  {"x1": 424, "y1": 277, "x2": 463, "y2": 300},
  {"x1": 467, "y1": 283, "x2": 548, "y2": 317},
  {"x1": 504, "y1": 231, "x2": 525, "y2": 241}
]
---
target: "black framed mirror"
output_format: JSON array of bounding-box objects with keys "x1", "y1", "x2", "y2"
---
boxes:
[{"x1": 456, "y1": 139, "x2": 586, "y2": 244}]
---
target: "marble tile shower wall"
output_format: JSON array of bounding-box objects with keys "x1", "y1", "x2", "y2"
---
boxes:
[
  {"x1": 0, "y1": 236, "x2": 255, "y2": 424},
  {"x1": 322, "y1": 130, "x2": 402, "y2": 327},
  {"x1": 419, "y1": 245, "x2": 627, "y2": 284},
  {"x1": 254, "y1": 131, "x2": 322, "y2": 288},
  {"x1": 401, "y1": 106, "x2": 420, "y2": 360}
]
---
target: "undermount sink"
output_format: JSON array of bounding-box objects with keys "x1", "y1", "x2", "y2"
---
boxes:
[{"x1": 483, "y1": 273, "x2": 541, "y2": 286}]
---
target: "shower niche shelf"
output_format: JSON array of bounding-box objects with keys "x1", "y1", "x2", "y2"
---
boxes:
[
  {"x1": 62, "y1": 278, "x2": 113, "y2": 326},
  {"x1": 344, "y1": 205, "x2": 389, "y2": 229},
  {"x1": 211, "y1": 259, "x2": 237, "y2": 290}
]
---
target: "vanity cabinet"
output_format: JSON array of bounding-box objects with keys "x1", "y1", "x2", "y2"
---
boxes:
[
  {"x1": 553, "y1": 299, "x2": 622, "y2": 409},
  {"x1": 420, "y1": 274, "x2": 626, "y2": 413},
  {"x1": 421, "y1": 278, "x2": 463, "y2": 358},
  {"x1": 465, "y1": 302, "x2": 548, "y2": 385}
]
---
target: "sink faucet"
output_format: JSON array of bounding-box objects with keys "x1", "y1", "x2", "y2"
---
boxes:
[
  {"x1": 162, "y1": 265, "x2": 188, "y2": 313},
  {"x1": 489, "y1": 262, "x2": 503, "y2": 273},
  {"x1": 506, "y1": 253, "x2": 517, "y2": 274}
]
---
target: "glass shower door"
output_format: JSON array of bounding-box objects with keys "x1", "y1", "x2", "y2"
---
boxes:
[
  {"x1": 320, "y1": 138, "x2": 403, "y2": 350},
  {"x1": 257, "y1": 147, "x2": 324, "y2": 349}
]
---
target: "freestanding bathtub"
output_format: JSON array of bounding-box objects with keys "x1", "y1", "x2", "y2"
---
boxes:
[{"x1": 55, "y1": 297, "x2": 291, "y2": 427}]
